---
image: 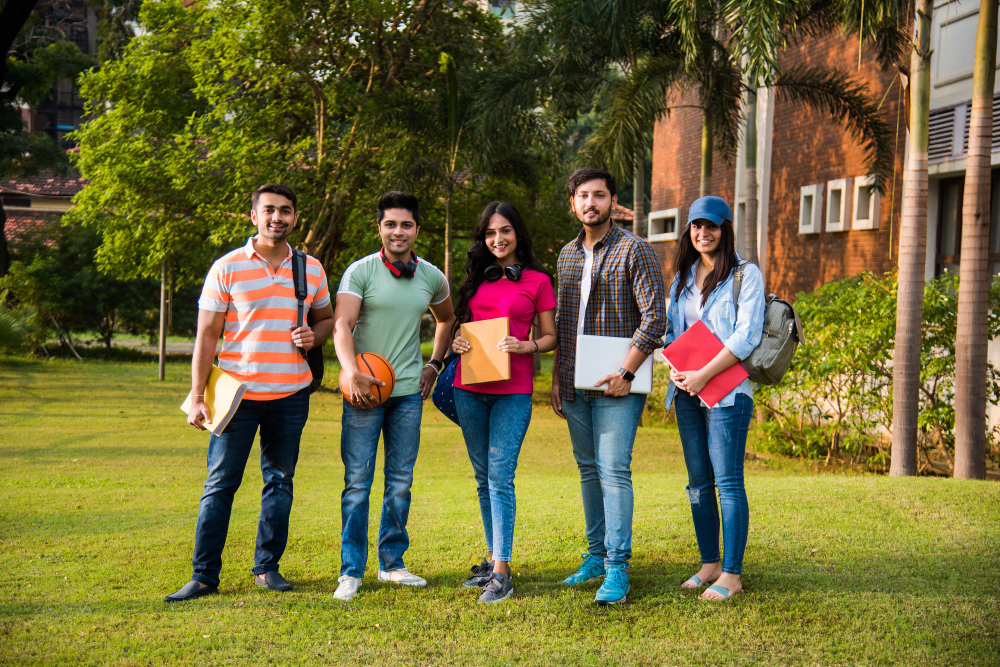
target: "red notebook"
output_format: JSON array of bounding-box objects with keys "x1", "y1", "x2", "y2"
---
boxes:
[{"x1": 661, "y1": 320, "x2": 749, "y2": 408}]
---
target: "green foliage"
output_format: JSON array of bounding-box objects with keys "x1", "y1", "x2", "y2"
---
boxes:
[
  {"x1": 70, "y1": 0, "x2": 565, "y2": 286},
  {"x1": 0, "y1": 302, "x2": 29, "y2": 353},
  {"x1": 755, "y1": 271, "x2": 1000, "y2": 473},
  {"x1": 0, "y1": 221, "x2": 159, "y2": 349}
]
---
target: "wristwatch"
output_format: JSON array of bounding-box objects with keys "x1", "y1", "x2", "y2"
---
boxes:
[{"x1": 618, "y1": 367, "x2": 635, "y2": 382}]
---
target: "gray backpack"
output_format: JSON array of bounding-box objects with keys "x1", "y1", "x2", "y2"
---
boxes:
[{"x1": 732, "y1": 262, "x2": 805, "y2": 385}]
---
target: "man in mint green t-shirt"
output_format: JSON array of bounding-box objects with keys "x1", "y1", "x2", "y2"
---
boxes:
[{"x1": 331, "y1": 191, "x2": 455, "y2": 602}]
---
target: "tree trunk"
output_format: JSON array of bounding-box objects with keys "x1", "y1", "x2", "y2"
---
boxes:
[
  {"x1": 954, "y1": 0, "x2": 998, "y2": 480},
  {"x1": 0, "y1": 201, "x2": 9, "y2": 278},
  {"x1": 700, "y1": 109, "x2": 713, "y2": 197},
  {"x1": 632, "y1": 153, "x2": 645, "y2": 237},
  {"x1": 158, "y1": 261, "x2": 167, "y2": 381},
  {"x1": 890, "y1": 0, "x2": 933, "y2": 477},
  {"x1": 744, "y1": 90, "x2": 759, "y2": 264},
  {"x1": 445, "y1": 182, "x2": 453, "y2": 284}
]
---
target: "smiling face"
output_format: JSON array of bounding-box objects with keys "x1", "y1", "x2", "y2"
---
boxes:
[
  {"x1": 378, "y1": 207, "x2": 419, "y2": 261},
  {"x1": 484, "y1": 213, "x2": 518, "y2": 265},
  {"x1": 570, "y1": 178, "x2": 616, "y2": 227},
  {"x1": 251, "y1": 192, "x2": 297, "y2": 243},
  {"x1": 689, "y1": 219, "x2": 722, "y2": 257}
]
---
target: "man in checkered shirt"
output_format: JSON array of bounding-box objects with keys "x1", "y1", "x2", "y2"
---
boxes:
[{"x1": 551, "y1": 168, "x2": 666, "y2": 605}]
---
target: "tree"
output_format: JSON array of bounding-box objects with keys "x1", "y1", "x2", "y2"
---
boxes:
[
  {"x1": 954, "y1": 0, "x2": 999, "y2": 480},
  {"x1": 890, "y1": 0, "x2": 933, "y2": 477},
  {"x1": 71, "y1": 0, "x2": 523, "y2": 281}
]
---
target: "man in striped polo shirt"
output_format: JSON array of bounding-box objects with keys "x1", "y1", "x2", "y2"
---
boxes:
[{"x1": 165, "y1": 183, "x2": 333, "y2": 602}]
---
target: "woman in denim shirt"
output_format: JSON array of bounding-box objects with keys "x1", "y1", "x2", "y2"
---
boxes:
[{"x1": 664, "y1": 196, "x2": 765, "y2": 601}]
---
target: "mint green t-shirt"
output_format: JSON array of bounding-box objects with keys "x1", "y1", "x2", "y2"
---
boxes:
[{"x1": 338, "y1": 252, "x2": 450, "y2": 397}]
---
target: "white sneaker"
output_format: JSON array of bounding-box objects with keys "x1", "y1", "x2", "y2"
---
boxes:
[
  {"x1": 377, "y1": 568, "x2": 427, "y2": 587},
  {"x1": 333, "y1": 575, "x2": 362, "y2": 601}
]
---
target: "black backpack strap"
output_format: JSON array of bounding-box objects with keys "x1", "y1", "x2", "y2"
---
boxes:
[{"x1": 291, "y1": 249, "x2": 308, "y2": 356}]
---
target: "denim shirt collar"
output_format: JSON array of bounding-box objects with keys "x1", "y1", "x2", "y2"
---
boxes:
[{"x1": 679, "y1": 252, "x2": 745, "y2": 315}]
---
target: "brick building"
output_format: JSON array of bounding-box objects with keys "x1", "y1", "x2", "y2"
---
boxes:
[{"x1": 648, "y1": 0, "x2": 998, "y2": 298}]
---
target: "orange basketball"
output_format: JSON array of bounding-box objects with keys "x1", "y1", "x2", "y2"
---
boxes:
[{"x1": 339, "y1": 352, "x2": 395, "y2": 408}]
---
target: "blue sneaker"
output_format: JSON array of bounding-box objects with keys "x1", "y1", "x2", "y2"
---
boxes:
[
  {"x1": 594, "y1": 566, "x2": 629, "y2": 605},
  {"x1": 562, "y1": 553, "x2": 606, "y2": 585}
]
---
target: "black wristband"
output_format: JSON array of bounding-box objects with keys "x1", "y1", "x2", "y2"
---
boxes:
[{"x1": 532, "y1": 340, "x2": 539, "y2": 354}]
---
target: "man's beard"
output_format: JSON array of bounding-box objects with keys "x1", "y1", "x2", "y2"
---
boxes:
[{"x1": 581, "y1": 207, "x2": 612, "y2": 227}]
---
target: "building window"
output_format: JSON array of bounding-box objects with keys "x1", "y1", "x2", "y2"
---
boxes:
[
  {"x1": 799, "y1": 184, "x2": 822, "y2": 235},
  {"x1": 935, "y1": 172, "x2": 1000, "y2": 276},
  {"x1": 648, "y1": 208, "x2": 679, "y2": 242},
  {"x1": 852, "y1": 175, "x2": 881, "y2": 230},
  {"x1": 826, "y1": 178, "x2": 851, "y2": 232}
]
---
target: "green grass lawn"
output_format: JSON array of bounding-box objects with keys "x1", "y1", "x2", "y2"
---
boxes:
[{"x1": 1, "y1": 357, "x2": 998, "y2": 666}]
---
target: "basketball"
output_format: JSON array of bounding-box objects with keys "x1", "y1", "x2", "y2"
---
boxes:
[{"x1": 339, "y1": 352, "x2": 395, "y2": 408}]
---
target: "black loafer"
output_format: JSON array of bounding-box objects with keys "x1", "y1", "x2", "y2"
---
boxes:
[
  {"x1": 164, "y1": 580, "x2": 217, "y2": 602},
  {"x1": 254, "y1": 571, "x2": 293, "y2": 591}
]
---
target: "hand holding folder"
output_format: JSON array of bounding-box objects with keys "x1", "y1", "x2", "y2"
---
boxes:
[
  {"x1": 459, "y1": 317, "x2": 511, "y2": 384},
  {"x1": 180, "y1": 365, "x2": 247, "y2": 435},
  {"x1": 661, "y1": 321, "x2": 748, "y2": 408}
]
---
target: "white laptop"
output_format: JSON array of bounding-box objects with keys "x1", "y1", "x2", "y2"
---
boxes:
[{"x1": 573, "y1": 335, "x2": 653, "y2": 394}]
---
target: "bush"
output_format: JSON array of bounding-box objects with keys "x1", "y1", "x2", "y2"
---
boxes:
[
  {"x1": 754, "y1": 271, "x2": 1000, "y2": 473},
  {"x1": 0, "y1": 222, "x2": 160, "y2": 351}
]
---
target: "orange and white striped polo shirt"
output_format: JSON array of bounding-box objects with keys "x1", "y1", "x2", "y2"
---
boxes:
[{"x1": 198, "y1": 236, "x2": 331, "y2": 401}]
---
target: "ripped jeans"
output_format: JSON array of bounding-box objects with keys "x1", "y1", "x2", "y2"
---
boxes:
[
  {"x1": 674, "y1": 391, "x2": 753, "y2": 575},
  {"x1": 191, "y1": 389, "x2": 309, "y2": 587},
  {"x1": 339, "y1": 393, "x2": 422, "y2": 578}
]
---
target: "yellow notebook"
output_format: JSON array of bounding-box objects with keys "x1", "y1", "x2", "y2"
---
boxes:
[
  {"x1": 180, "y1": 365, "x2": 247, "y2": 435},
  {"x1": 459, "y1": 317, "x2": 511, "y2": 384}
]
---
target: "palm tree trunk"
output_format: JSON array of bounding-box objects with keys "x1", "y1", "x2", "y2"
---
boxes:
[
  {"x1": 890, "y1": 0, "x2": 933, "y2": 477},
  {"x1": 632, "y1": 154, "x2": 645, "y2": 237},
  {"x1": 744, "y1": 90, "x2": 759, "y2": 264},
  {"x1": 954, "y1": 0, "x2": 998, "y2": 480},
  {"x1": 700, "y1": 109, "x2": 713, "y2": 197}
]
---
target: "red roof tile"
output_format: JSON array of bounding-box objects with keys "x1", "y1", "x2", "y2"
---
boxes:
[
  {"x1": 5, "y1": 209, "x2": 63, "y2": 248},
  {"x1": 0, "y1": 171, "x2": 85, "y2": 198}
]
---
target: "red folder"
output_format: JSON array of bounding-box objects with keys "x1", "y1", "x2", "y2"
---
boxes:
[{"x1": 661, "y1": 320, "x2": 749, "y2": 408}]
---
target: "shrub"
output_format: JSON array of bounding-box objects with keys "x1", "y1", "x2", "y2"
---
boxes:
[{"x1": 754, "y1": 271, "x2": 1000, "y2": 473}]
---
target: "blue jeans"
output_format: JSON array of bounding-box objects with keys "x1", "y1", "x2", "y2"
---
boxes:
[
  {"x1": 453, "y1": 388, "x2": 532, "y2": 562},
  {"x1": 674, "y1": 391, "x2": 753, "y2": 575},
  {"x1": 562, "y1": 389, "x2": 646, "y2": 570},
  {"x1": 191, "y1": 389, "x2": 309, "y2": 587},
  {"x1": 340, "y1": 393, "x2": 422, "y2": 578}
]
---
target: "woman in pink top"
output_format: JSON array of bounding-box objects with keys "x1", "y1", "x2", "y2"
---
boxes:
[{"x1": 451, "y1": 201, "x2": 558, "y2": 603}]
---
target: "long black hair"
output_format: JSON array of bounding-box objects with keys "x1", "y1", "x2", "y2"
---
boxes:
[
  {"x1": 454, "y1": 201, "x2": 552, "y2": 330},
  {"x1": 672, "y1": 217, "x2": 739, "y2": 307}
]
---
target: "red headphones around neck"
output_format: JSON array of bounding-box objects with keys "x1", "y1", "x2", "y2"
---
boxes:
[{"x1": 381, "y1": 248, "x2": 418, "y2": 279}]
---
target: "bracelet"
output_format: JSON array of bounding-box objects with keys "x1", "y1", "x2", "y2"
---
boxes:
[
  {"x1": 425, "y1": 360, "x2": 443, "y2": 376},
  {"x1": 192, "y1": 394, "x2": 205, "y2": 398},
  {"x1": 532, "y1": 340, "x2": 539, "y2": 353}
]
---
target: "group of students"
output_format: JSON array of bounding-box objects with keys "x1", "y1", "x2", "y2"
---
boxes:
[{"x1": 167, "y1": 167, "x2": 766, "y2": 607}]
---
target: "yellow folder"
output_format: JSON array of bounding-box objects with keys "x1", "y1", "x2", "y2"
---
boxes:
[
  {"x1": 459, "y1": 317, "x2": 511, "y2": 384},
  {"x1": 180, "y1": 365, "x2": 247, "y2": 435}
]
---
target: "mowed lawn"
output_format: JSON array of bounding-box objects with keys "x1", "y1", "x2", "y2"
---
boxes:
[{"x1": 1, "y1": 357, "x2": 998, "y2": 666}]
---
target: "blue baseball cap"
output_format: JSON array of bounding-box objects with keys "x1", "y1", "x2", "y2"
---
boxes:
[{"x1": 687, "y1": 196, "x2": 732, "y2": 226}]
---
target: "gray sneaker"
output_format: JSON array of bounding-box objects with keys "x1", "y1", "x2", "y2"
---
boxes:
[
  {"x1": 462, "y1": 557, "x2": 494, "y2": 588},
  {"x1": 477, "y1": 571, "x2": 513, "y2": 604}
]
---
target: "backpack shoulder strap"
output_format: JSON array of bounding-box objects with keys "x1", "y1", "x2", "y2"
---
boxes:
[
  {"x1": 732, "y1": 261, "x2": 745, "y2": 317},
  {"x1": 291, "y1": 248, "x2": 307, "y2": 329}
]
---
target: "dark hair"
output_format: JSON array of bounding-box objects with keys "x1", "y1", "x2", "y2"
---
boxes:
[
  {"x1": 252, "y1": 183, "x2": 297, "y2": 211},
  {"x1": 672, "y1": 217, "x2": 739, "y2": 307},
  {"x1": 454, "y1": 201, "x2": 553, "y2": 330},
  {"x1": 566, "y1": 168, "x2": 617, "y2": 199},
  {"x1": 377, "y1": 191, "x2": 420, "y2": 226}
]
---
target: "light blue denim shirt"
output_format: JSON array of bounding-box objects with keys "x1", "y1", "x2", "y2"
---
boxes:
[{"x1": 664, "y1": 258, "x2": 765, "y2": 408}]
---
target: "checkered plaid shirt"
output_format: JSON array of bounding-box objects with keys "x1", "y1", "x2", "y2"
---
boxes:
[{"x1": 555, "y1": 223, "x2": 667, "y2": 400}]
